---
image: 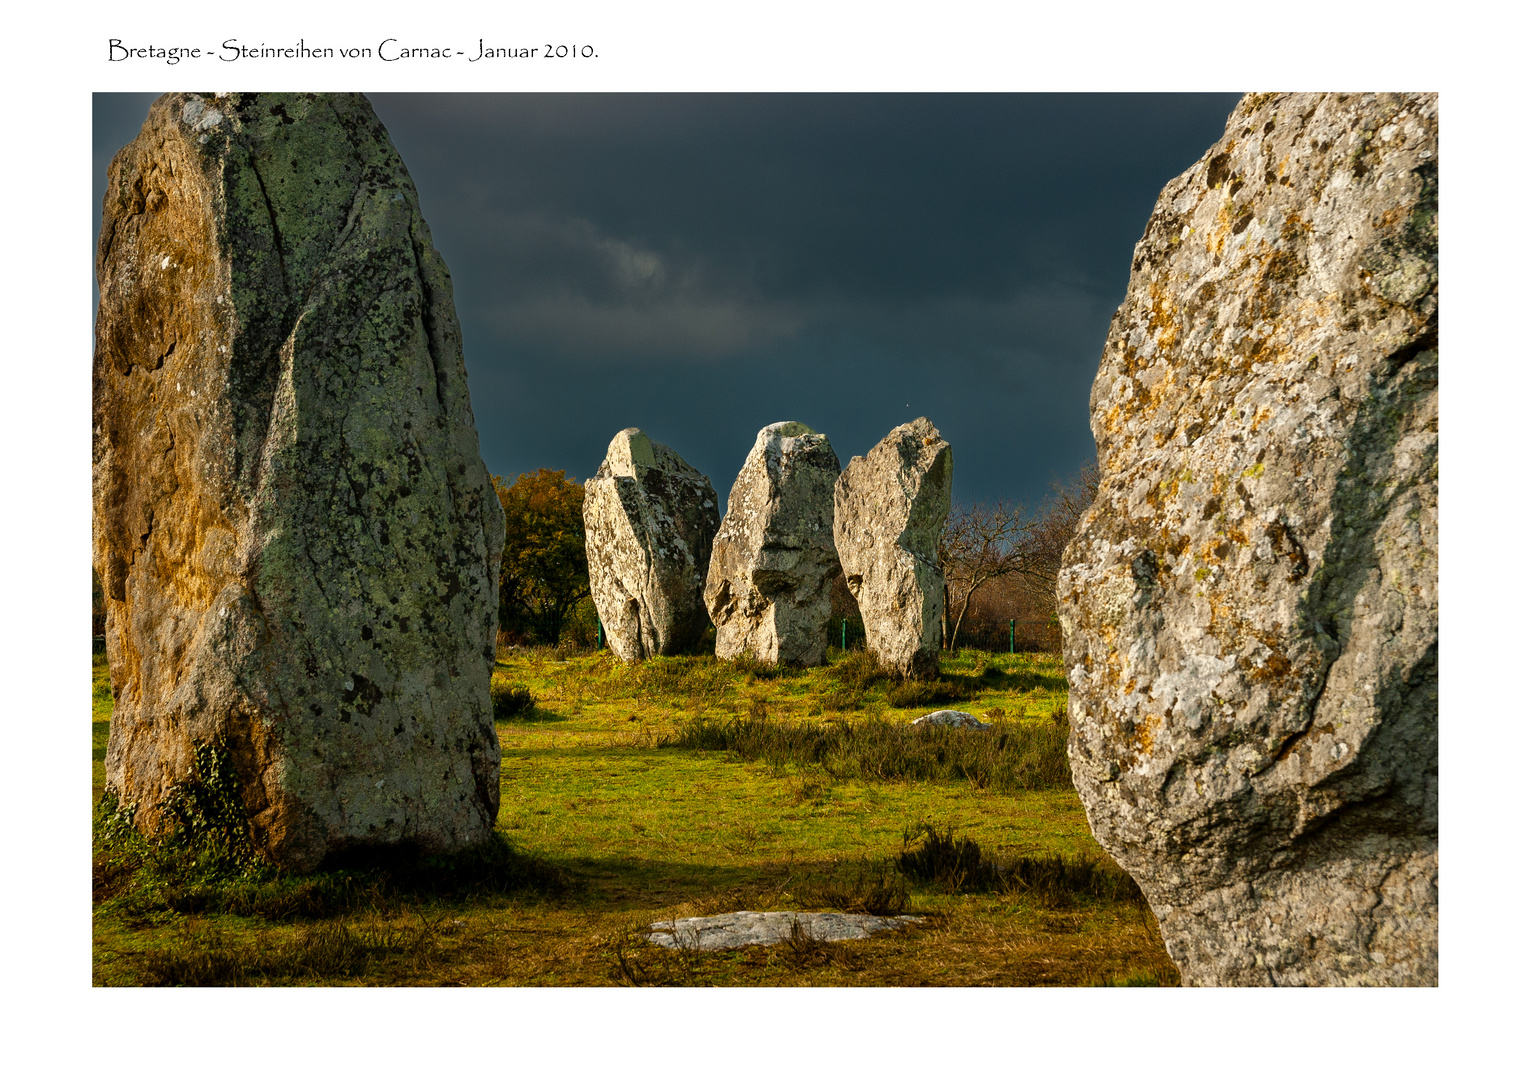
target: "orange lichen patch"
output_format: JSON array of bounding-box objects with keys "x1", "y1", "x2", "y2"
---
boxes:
[
  {"x1": 1208, "y1": 198, "x2": 1242, "y2": 260},
  {"x1": 1250, "y1": 406, "x2": 1274, "y2": 432},
  {"x1": 1279, "y1": 211, "x2": 1312, "y2": 245},
  {"x1": 1130, "y1": 715, "x2": 1161, "y2": 759},
  {"x1": 1146, "y1": 281, "x2": 1181, "y2": 355},
  {"x1": 1251, "y1": 644, "x2": 1292, "y2": 683}
]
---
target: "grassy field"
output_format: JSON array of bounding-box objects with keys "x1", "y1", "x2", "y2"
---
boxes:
[{"x1": 91, "y1": 646, "x2": 1178, "y2": 986}]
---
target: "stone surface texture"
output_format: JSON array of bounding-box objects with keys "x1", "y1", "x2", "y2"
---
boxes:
[
  {"x1": 93, "y1": 93, "x2": 506, "y2": 872},
  {"x1": 647, "y1": 911, "x2": 924, "y2": 951},
  {"x1": 705, "y1": 423, "x2": 842, "y2": 666},
  {"x1": 833, "y1": 418, "x2": 951, "y2": 678},
  {"x1": 1057, "y1": 93, "x2": 1437, "y2": 985},
  {"x1": 583, "y1": 429, "x2": 719, "y2": 661},
  {"x1": 909, "y1": 710, "x2": 990, "y2": 730}
]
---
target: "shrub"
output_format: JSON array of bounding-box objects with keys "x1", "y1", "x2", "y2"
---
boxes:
[
  {"x1": 490, "y1": 676, "x2": 538, "y2": 718},
  {"x1": 831, "y1": 648, "x2": 889, "y2": 692},
  {"x1": 897, "y1": 825, "x2": 994, "y2": 891},
  {"x1": 897, "y1": 824, "x2": 1144, "y2": 907}
]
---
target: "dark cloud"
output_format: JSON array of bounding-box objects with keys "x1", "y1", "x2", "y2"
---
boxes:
[{"x1": 94, "y1": 92, "x2": 1242, "y2": 506}]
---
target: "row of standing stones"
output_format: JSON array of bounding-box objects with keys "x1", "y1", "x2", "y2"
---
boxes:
[
  {"x1": 92, "y1": 92, "x2": 1435, "y2": 985},
  {"x1": 582, "y1": 417, "x2": 951, "y2": 678}
]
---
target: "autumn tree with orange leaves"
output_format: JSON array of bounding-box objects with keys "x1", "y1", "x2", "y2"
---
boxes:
[{"x1": 492, "y1": 469, "x2": 590, "y2": 645}]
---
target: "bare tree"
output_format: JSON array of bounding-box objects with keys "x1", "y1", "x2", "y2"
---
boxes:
[
  {"x1": 1018, "y1": 461, "x2": 1101, "y2": 616},
  {"x1": 938, "y1": 501, "x2": 1049, "y2": 650},
  {"x1": 937, "y1": 463, "x2": 1100, "y2": 652}
]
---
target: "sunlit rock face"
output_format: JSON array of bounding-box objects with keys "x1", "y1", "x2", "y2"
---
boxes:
[
  {"x1": 1058, "y1": 93, "x2": 1437, "y2": 986},
  {"x1": 93, "y1": 93, "x2": 505, "y2": 872},
  {"x1": 705, "y1": 422, "x2": 842, "y2": 667},
  {"x1": 833, "y1": 417, "x2": 951, "y2": 679},
  {"x1": 584, "y1": 428, "x2": 719, "y2": 662}
]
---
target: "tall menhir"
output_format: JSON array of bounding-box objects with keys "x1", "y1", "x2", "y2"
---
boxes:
[
  {"x1": 93, "y1": 93, "x2": 506, "y2": 872},
  {"x1": 1057, "y1": 92, "x2": 1437, "y2": 985}
]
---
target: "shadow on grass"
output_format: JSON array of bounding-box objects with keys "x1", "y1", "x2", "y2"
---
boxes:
[
  {"x1": 95, "y1": 785, "x2": 571, "y2": 924},
  {"x1": 133, "y1": 916, "x2": 440, "y2": 987},
  {"x1": 498, "y1": 706, "x2": 575, "y2": 725},
  {"x1": 897, "y1": 824, "x2": 1145, "y2": 908}
]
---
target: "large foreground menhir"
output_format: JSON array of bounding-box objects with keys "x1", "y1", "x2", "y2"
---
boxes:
[
  {"x1": 1058, "y1": 92, "x2": 1437, "y2": 985},
  {"x1": 93, "y1": 93, "x2": 506, "y2": 872}
]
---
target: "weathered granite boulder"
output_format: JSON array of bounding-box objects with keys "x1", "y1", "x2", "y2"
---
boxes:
[
  {"x1": 909, "y1": 710, "x2": 989, "y2": 730},
  {"x1": 833, "y1": 418, "x2": 951, "y2": 678},
  {"x1": 705, "y1": 422, "x2": 841, "y2": 666},
  {"x1": 1057, "y1": 93, "x2": 1437, "y2": 985},
  {"x1": 583, "y1": 428, "x2": 719, "y2": 661},
  {"x1": 93, "y1": 93, "x2": 506, "y2": 873},
  {"x1": 648, "y1": 911, "x2": 923, "y2": 951}
]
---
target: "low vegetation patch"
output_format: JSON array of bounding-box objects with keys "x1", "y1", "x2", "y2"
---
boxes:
[
  {"x1": 788, "y1": 858, "x2": 910, "y2": 916},
  {"x1": 490, "y1": 675, "x2": 538, "y2": 718},
  {"x1": 898, "y1": 824, "x2": 1145, "y2": 908},
  {"x1": 661, "y1": 710, "x2": 1070, "y2": 792}
]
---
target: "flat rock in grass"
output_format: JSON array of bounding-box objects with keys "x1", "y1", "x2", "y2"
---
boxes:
[
  {"x1": 647, "y1": 911, "x2": 924, "y2": 951},
  {"x1": 833, "y1": 417, "x2": 952, "y2": 679},
  {"x1": 705, "y1": 422, "x2": 842, "y2": 666},
  {"x1": 583, "y1": 428, "x2": 719, "y2": 661},
  {"x1": 93, "y1": 93, "x2": 505, "y2": 873},
  {"x1": 909, "y1": 709, "x2": 990, "y2": 730},
  {"x1": 1057, "y1": 93, "x2": 1437, "y2": 986}
]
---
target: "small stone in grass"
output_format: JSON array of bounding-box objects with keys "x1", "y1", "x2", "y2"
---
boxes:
[{"x1": 909, "y1": 710, "x2": 990, "y2": 730}]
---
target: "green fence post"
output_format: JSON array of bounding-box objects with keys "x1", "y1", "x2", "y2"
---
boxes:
[
  {"x1": 1009, "y1": 619, "x2": 1015, "y2": 654},
  {"x1": 841, "y1": 618, "x2": 847, "y2": 651},
  {"x1": 597, "y1": 620, "x2": 604, "y2": 650}
]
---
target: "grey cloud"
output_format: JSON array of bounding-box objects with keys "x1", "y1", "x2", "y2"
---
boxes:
[
  {"x1": 97, "y1": 92, "x2": 1242, "y2": 505},
  {"x1": 483, "y1": 292, "x2": 806, "y2": 359}
]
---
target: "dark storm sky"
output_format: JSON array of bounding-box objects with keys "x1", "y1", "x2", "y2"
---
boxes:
[{"x1": 92, "y1": 92, "x2": 1241, "y2": 507}]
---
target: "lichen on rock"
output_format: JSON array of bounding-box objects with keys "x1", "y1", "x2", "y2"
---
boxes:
[
  {"x1": 1057, "y1": 93, "x2": 1437, "y2": 985},
  {"x1": 583, "y1": 428, "x2": 719, "y2": 661},
  {"x1": 93, "y1": 93, "x2": 506, "y2": 872}
]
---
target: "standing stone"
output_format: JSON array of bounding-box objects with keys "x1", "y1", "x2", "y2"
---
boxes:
[
  {"x1": 583, "y1": 428, "x2": 719, "y2": 661},
  {"x1": 705, "y1": 423, "x2": 841, "y2": 666},
  {"x1": 93, "y1": 93, "x2": 506, "y2": 873},
  {"x1": 833, "y1": 418, "x2": 951, "y2": 678},
  {"x1": 1057, "y1": 94, "x2": 1437, "y2": 985}
]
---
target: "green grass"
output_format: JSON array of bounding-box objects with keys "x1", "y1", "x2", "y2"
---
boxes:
[
  {"x1": 91, "y1": 645, "x2": 1178, "y2": 986},
  {"x1": 93, "y1": 652, "x2": 112, "y2": 804},
  {"x1": 660, "y1": 712, "x2": 1070, "y2": 791}
]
